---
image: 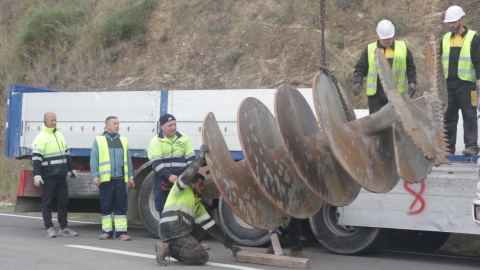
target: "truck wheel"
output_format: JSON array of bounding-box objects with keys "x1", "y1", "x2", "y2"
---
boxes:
[
  {"x1": 310, "y1": 204, "x2": 386, "y2": 255},
  {"x1": 138, "y1": 171, "x2": 160, "y2": 238},
  {"x1": 385, "y1": 229, "x2": 451, "y2": 252},
  {"x1": 219, "y1": 196, "x2": 270, "y2": 247}
]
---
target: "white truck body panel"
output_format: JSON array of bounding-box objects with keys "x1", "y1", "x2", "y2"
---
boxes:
[
  {"x1": 20, "y1": 89, "x2": 314, "y2": 153},
  {"x1": 339, "y1": 163, "x2": 479, "y2": 234},
  {"x1": 22, "y1": 91, "x2": 161, "y2": 152}
]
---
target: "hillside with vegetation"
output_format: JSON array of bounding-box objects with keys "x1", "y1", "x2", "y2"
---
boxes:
[{"x1": 0, "y1": 0, "x2": 480, "y2": 255}]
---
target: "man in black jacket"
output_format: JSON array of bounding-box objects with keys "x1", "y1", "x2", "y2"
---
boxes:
[
  {"x1": 353, "y1": 19, "x2": 417, "y2": 114},
  {"x1": 441, "y1": 5, "x2": 480, "y2": 156}
]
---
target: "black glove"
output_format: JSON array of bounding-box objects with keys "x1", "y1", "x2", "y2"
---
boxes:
[
  {"x1": 179, "y1": 155, "x2": 206, "y2": 185},
  {"x1": 199, "y1": 144, "x2": 209, "y2": 158},
  {"x1": 353, "y1": 82, "x2": 362, "y2": 96},
  {"x1": 408, "y1": 83, "x2": 416, "y2": 98},
  {"x1": 229, "y1": 245, "x2": 241, "y2": 257}
]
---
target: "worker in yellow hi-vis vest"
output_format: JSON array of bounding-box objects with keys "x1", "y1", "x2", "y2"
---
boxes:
[
  {"x1": 353, "y1": 19, "x2": 417, "y2": 114},
  {"x1": 441, "y1": 5, "x2": 480, "y2": 156},
  {"x1": 32, "y1": 111, "x2": 78, "y2": 238},
  {"x1": 90, "y1": 116, "x2": 135, "y2": 241},
  {"x1": 155, "y1": 145, "x2": 241, "y2": 266}
]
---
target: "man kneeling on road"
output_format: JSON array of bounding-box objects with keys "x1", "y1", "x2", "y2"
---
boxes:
[{"x1": 155, "y1": 144, "x2": 241, "y2": 266}]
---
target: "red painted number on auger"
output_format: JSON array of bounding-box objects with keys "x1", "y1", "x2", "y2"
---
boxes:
[{"x1": 403, "y1": 180, "x2": 426, "y2": 215}]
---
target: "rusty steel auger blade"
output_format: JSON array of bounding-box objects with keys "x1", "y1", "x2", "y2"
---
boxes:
[
  {"x1": 425, "y1": 36, "x2": 448, "y2": 113},
  {"x1": 375, "y1": 48, "x2": 450, "y2": 167},
  {"x1": 274, "y1": 85, "x2": 360, "y2": 206},
  {"x1": 237, "y1": 97, "x2": 324, "y2": 218},
  {"x1": 202, "y1": 112, "x2": 287, "y2": 230},
  {"x1": 313, "y1": 70, "x2": 400, "y2": 192}
]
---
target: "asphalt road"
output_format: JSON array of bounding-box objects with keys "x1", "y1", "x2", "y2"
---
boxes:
[{"x1": 0, "y1": 212, "x2": 479, "y2": 270}]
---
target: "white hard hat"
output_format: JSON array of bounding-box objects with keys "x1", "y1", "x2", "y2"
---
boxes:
[
  {"x1": 376, "y1": 20, "x2": 395, "y2": 39},
  {"x1": 444, "y1": 6, "x2": 465, "y2": 23}
]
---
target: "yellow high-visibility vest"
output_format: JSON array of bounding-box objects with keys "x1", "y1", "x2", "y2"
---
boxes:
[
  {"x1": 96, "y1": 136, "x2": 129, "y2": 183},
  {"x1": 442, "y1": 30, "x2": 478, "y2": 82},
  {"x1": 366, "y1": 40, "x2": 407, "y2": 95}
]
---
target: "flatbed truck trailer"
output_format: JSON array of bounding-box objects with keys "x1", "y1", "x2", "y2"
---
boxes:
[{"x1": 5, "y1": 84, "x2": 480, "y2": 254}]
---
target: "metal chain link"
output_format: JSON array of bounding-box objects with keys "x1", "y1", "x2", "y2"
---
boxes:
[
  {"x1": 319, "y1": 0, "x2": 326, "y2": 69},
  {"x1": 318, "y1": 0, "x2": 354, "y2": 121},
  {"x1": 320, "y1": 66, "x2": 355, "y2": 121}
]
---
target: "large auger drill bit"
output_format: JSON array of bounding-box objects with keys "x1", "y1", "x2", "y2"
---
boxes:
[
  {"x1": 202, "y1": 42, "x2": 450, "y2": 230},
  {"x1": 375, "y1": 48, "x2": 450, "y2": 166},
  {"x1": 237, "y1": 98, "x2": 324, "y2": 217},
  {"x1": 311, "y1": 70, "x2": 401, "y2": 192},
  {"x1": 203, "y1": 112, "x2": 287, "y2": 229},
  {"x1": 203, "y1": 85, "x2": 362, "y2": 230},
  {"x1": 274, "y1": 86, "x2": 361, "y2": 206},
  {"x1": 311, "y1": 48, "x2": 450, "y2": 193}
]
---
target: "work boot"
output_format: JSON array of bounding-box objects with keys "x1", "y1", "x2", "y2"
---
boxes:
[
  {"x1": 199, "y1": 242, "x2": 210, "y2": 250},
  {"x1": 155, "y1": 242, "x2": 170, "y2": 266},
  {"x1": 46, "y1": 227, "x2": 56, "y2": 238},
  {"x1": 264, "y1": 245, "x2": 274, "y2": 255},
  {"x1": 99, "y1": 232, "x2": 113, "y2": 240},
  {"x1": 117, "y1": 234, "x2": 132, "y2": 241},
  {"x1": 289, "y1": 248, "x2": 302, "y2": 258},
  {"x1": 462, "y1": 147, "x2": 479, "y2": 156},
  {"x1": 58, "y1": 227, "x2": 78, "y2": 237},
  {"x1": 446, "y1": 147, "x2": 455, "y2": 155}
]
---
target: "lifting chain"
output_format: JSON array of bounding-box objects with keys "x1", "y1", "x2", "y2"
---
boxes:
[
  {"x1": 318, "y1": 0, "x2": 354, "y2": 121},
  {"x1": 319, "y1": 0, "x2": 326, "y2": 68}
]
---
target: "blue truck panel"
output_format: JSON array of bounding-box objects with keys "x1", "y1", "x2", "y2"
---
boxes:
[{"x1": 5, "y1": 84, "x2": 58, "y2": 158}]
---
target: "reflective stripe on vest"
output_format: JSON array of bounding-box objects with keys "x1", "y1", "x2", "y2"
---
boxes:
[
  {"x1": 96, "y1": 136, "x2": 129, "y2": 183},
  {"x1": 32, "y1": 126, "x2": 69, "y2": 163},
  {"x1": 161, "y1": 183, "x2": 209, "y2": 223},
  {"x1": 442, "y1": 30, "x2": 478, "y2": 82},
  {"x1": 366, "y1": 40, "x2": 408, "y2": 95}
]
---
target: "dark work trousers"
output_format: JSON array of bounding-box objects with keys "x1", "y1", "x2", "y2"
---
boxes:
[
  {"x1": 444, "y1": 79, "x2": 479, "y2": 152},
  {"x1": 286, "y1": 218, "x2": 302, "y2": 251},
  {"x1": 367, "y1": 90, "x2": 389, "y2": 114},
  {"x1": 41, "y1": 177, "x2": 69, "y2": 230},
  {"x1": 166, "y1": 225, "x2": 210, "y2": 265},
  {"x1": 154, "y1": 174, "x2": 171, "y2": 217},
  {"x1": 98, "y1": 178, "x2": 127, "y2": 236}
]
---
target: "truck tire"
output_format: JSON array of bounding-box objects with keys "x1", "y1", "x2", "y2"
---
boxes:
[
  {"x1": 385, "y1": 229, "x2": 451, "y2": 253},
  {"x1": 138, "y1": 171, "x2": 160, "y2": 238},
  {"x1": 218, "y1": 196, "x2": 270, "y2": 247},
  {"x1": 309, "y1": 204, "x2": 386, "y2": 255}
]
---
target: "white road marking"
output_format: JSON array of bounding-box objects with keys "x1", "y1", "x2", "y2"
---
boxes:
[
  {"x1": 67, "y1": 245, "x2": 263, "y2": 270},
  {"x1": 3, "y1": 213, "x2": 261, "y2": 269},
  {"x1": 0, "y1": 213, "x2": 98, "y2": 224},
  {"x1": 67, "y1": 244, "x2": 157, "y2": 259},
  {"x1": 0, "y1": 213, "x2": 143, "y2": 228},
  {"x1": 381, "y1": 249, "x2": 480, "y2": 261}
]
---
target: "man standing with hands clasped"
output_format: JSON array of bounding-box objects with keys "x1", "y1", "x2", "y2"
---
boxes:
[
  {"x1": 32, "y1": 111, "x2": 78, "y2": 238},
  {"x1": 90, "y1": 116, "x2": 135, "y2": 241}
]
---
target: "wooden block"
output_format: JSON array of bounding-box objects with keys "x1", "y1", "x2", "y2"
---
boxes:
[
  {"x1": 269, "y1": 230, "x2": 284, "y2": 255},
  {"x1": 232, "y1": 251, "x2": 310, "y2": 269}
]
